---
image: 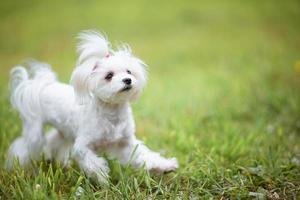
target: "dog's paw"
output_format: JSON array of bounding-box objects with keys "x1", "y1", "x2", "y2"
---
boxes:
[
  {"x1": 148, "y1": 157, "x2": 179, "y2": 174},
  {"x1": 81, "y1": 157, "x2": 110, "y2": 185},
  {"x1": 6, "y1": 137, "x2": 32, "y2": 170},
  {"x1": 164, "y1": 157, "x2": 179, "y2": 172}
]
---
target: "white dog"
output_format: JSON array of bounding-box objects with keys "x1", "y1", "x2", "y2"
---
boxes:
[{"x1": 6, "y1": 30, "x2": 178, "y2": 184}]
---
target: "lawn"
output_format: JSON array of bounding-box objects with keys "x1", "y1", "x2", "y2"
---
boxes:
[{"x1": 0, "y1": 0, "x2": 300, "y2": 199}]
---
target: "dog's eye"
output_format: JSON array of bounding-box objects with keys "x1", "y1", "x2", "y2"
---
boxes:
[
  {"x1": 126, "y1": 70, "x2": 131, "y2": 74},
  {"x1": 105, "y1": 72, "x2": 114, "y2": 80}
]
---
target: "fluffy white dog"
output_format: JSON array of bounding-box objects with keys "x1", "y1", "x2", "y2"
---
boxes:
[{"x1": 6, "y1": 30, "x2": 178, "y2": 184}]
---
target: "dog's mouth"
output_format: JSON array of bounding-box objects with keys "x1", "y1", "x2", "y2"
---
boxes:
[{"x1": 120, "y1": 85, "x2": 132, "y2": 92}]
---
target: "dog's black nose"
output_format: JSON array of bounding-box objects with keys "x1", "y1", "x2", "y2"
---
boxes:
[{"x1": 122, "y1": 78, "x2": 132, "y2": 85}]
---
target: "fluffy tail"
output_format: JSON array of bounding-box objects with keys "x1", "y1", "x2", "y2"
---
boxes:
[
  {"x1": 7, "y1": 61, "x2": 56, "y2": 169},
  {"x1": 10, "y1": 61, "x2": 57, "y2": 120}
]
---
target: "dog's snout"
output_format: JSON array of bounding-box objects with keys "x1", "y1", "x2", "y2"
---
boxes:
[{"x1": 122, "y1": 78, "x2": 132, "y2": 85}]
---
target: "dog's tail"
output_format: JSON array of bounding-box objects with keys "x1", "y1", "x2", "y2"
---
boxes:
[
  {"x1": 7, "y1": 61, "x2": 56, "y2": 169},
  {"x1": 10, "y1": 61, "x2": 57, "y2": 120}
]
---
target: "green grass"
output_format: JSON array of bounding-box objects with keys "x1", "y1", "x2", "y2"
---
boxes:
[{"x1": 1, "y1": 0, "x2": 300, "y2": 199}]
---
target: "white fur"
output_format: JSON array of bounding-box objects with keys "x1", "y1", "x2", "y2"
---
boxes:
[{"x1": 6, "y1": 30, "x2": 178, "y2": 184}]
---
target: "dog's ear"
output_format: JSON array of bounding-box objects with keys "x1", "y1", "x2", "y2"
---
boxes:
[
  {"x1": 115, "y1": 44, "x2": 148, "y2": 102},
  {"x1": 72, "y1": 30, "x2": 110, "y2": 104},
  {"x1": 70, "y1": 65, "x2": 93, "y2": 104},
  {"x1": 129, "y1": 58, "x2": 148, "y2": 102}
]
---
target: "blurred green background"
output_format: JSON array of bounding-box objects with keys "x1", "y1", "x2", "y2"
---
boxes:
[{"x1": 0, "y1": 0, "x2": 300, "y2": 199}]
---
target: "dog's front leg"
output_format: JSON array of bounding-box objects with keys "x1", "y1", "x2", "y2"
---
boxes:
[
  {"x1": 131, "y1": 140, "x2": 179, "y2": 174},
  {"x1": 72, "y1": 136, "x2": 109, "y2": 184},
  {"x1": 109, "y1": 139, "x2": 179, "y2": 174}
]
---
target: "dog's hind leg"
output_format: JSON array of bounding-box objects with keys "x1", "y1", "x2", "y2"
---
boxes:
[
  {"x1": 6, "y1": 119, "x2": 44, "y2": 169},
  {"x1": 44, "y1": 128, "x2": 72, "y2": 167}
]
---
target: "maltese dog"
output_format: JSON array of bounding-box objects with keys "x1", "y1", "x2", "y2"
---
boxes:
[{"x1": 6, "y1": 30, "x2": 178, "y2": 184}]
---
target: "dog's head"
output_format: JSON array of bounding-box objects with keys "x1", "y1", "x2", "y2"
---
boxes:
[{"x1": 71, "y1": 31, "x2": 147, "y2": 105}]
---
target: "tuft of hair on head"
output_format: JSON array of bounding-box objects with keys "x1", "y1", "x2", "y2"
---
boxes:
[
  {"x1": 115, "y1": 43, "x2": 132, "y2": 56},
  {"x1": 77, "y1": 30, "x2": 111, "y2": 64},
  {"x1": 116, "y1": 43, "x2": 148, "y2": 76}
]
